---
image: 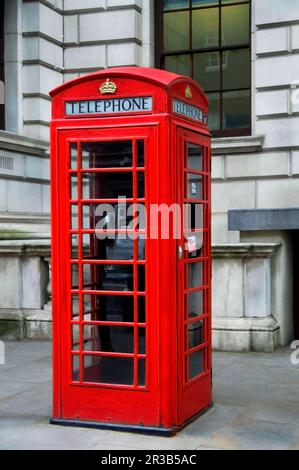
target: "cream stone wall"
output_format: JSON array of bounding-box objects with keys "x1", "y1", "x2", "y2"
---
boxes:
[
  {"x1": 212, "y1": 0, "x2": 299, "y2": 244},
  {"x1": 0, "y1": 1, "x2": 298, "y2": 349}
]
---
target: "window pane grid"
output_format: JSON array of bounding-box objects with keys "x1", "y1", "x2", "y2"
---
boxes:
[
  {"x1": 69, "y1": 139, "x2": 147, "y2": 388},
  {"x1": 182, "y1": 139, "x2": 210, "y2": 384},
  {"x1": 163, "y1": 1, "x2": 249, "y2": 12},
  {"x1": 160, "y1": 0, "x2": 251, "y2": 135}
]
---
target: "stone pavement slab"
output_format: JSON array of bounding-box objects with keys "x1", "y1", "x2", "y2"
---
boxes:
[
  {"x1": 205, "y1": 418, "x2": 299, "y2": 450},
  {"x1": 0, "y1": 341, "x2": 299, "y2": 450}
]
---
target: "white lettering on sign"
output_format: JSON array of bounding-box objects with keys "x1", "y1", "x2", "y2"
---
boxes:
[
  {"x1": 173, "y1": 99, "x2": 208, "y2": 124},
  {"x1": 65, "y1": 96, "x2": 153, "y2": 116}
]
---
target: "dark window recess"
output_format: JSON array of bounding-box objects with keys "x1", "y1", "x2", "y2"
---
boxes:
[
  {"x1": 82, "y1": 141, "x2": 133, "y2": 168},
  {"x1": 155, "y1": 0, "x2": 251, "y2": 137},
  {"x1": 83, "y1": 356, "x2": 134, "y2": 385},
  {"x1": 0, "y1": 1, "x2": 5, "y2": 130}
]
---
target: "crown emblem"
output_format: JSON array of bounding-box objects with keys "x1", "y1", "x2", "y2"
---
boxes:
[
  {"x1": 185, "y1": 85, "x2": 192, "y2": 99},
  {"x1": 99, "y1": 78, "x2": 117, "y2": 94}
]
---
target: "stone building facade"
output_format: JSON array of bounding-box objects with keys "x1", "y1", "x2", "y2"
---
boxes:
[{"x1": 0, "y1": 0, "x2": 298, "y2": 351}]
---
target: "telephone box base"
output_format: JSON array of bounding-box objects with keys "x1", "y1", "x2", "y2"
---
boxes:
[
  {"x1": 49, "y1": 403, "x2": 213, "y2": 437},
  {"x1": 49, "y1": 418, "x2": 176, "y2": 437}
]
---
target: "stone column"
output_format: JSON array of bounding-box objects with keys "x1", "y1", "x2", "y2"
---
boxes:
[{"x1": 212, "y1": 242, "x2": 281, "y2": 352}]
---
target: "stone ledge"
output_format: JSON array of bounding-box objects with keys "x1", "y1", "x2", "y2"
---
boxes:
[
  {"x1": 25, "y1": 310, "x2": 52, "y2": 340},
  {"x1": 0, "y1": 231, "x2": 50, "y2": 240},
  {"x1": 212, "y1": 316, "x2": 280, "y2": 352},
  {"x1": 0, "y1": 239, "x2": 51, "y2": 256},
  {"x1": 0, "y1": 309, "x2": 52, "y2": 340},
  {"x1": 0, "y1": 131, "x2": 49, "y2": 156},
  {"x1": 0, "y1": 310, "x2": 25, "y2": 340},
  {"x1": 212, "y1": 135, "x2": 265, "y2": 155},
  {"x1": 0, "y1": 214, "x2": 50, "y2": 225},
  {"x1": 212, "y1": 243, "x2": 281, "y2": 259}
]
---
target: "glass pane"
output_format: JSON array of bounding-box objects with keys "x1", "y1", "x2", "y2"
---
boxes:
[
  {"x1": 189, "y1": 349, "x2": 204, "y2": 379},
  {"x1": 82, "y1": 233, "x2": 95, "y2": 260},
  {"x1": 82, "y1": 172, "x2": 133, "y2": 199},
  {"x1": 137, "y1": 140, "x2": 144, "y2": 167},
  {"x1": 187, "y1": 262, "x2": 203, "y2": 288},
  {"x1": 194, "y1": 52, "x2": 220, "y2": 91},
  {"x1": 82, "y1": 294, "x2": 95, "y2": 321},
  {"x1": 221, "y1": 4, "x2": 249, "y2": 46},
  {"x1": 164, "y1": 11, "x2": 190, "y2": 52},
  {"x1": 82, "y1": 203, "x2": 133, "y2": 230},
  {"x1": 222, "y1": 0, "x2": 247, "y2": 3},
  {"x1": 70, "y1": 143, "x2": 77, "y2": 170},
  {"x1": 82, "y1": 141, "x2": 132, "y2": 168},
  {"x1": 187, "y1": 144, "x2": 202, "y2": 171},
  {"x1": 222, "y1": 89, "x2": 250, "y2": 129},
  {"x1": 138, "y1": 265, "x2": 145, "y2": 292},
  {"x1": 71, "y1": 204, "x2": 78, "y2": 230},
  {"x1": 164, "y1": 54, "x2": 192, "y2": 76},
  {"x1": 82, "y1": 264, "x2": 134, "y2": 292},
  {"x1": 138, "y1": 359, "x2": 146, "y2": 386},
  {"x1": 164, "y1": 0, "x2": 189, "y2": 9},
  {"x1": 192, "y1": 8, "x2": 219, "y2": 49},
  {"x1": 187, "y1": 319, "x2": 204, "y2": 349},
  {"x1": 83, "y1": 294, "x2": 134, "y2": 323},
  {"x1": 184, "y1": 204, "x2": 204, "y2": 231},
  {"x1": 85, "y1": 235, "x2": 134, "y2": 261},
  {"x1": 83, "y1": 355, "x2": 134, "y2": 385},
  {"x1": 83, "y1": 263, "x2": 95, "y2": 290},
  {"x1": 71, "y1": 264, "x2": 79, "y2": 289},
  {"x1": 193, "y1": 0, "x2": 219, "y2": 5},
  {"x1": 138, "y1": 328, "x2": 146, "y2": 354},
  {"x1": 187, "y1": 290, "x2": 203, "y2": 318},
  {"x1": 72, "y1": 324, "x2": 80, "y2": 351},
  {"x1": 138, "y1": 296, "x2": 146, "y2": 323},
  {"x1": 138, "y1": 235, "x2": 145, "y2": 260},
  {"x1": 83, "y1": 324, "x2": 134, "y2": 353},
  {"x1": 138, "y1": 172, "x2": 145, "y2": 198},
  {"x1": 186, "y1": 233, "x2": 204, "y2": 258},
  {"x1": 71, "y1": 235, "x2": 79, "y2": 259},
  {"x1": 70, "y1": 175, "x2": 78, "y2": 200},
  {"x1": 187, "y1": 174, "x2": 203, "y2": 199},
  {"x1": 71, "y1": 294, "x2": 79, "y2": 318},
  {"x1": 82, "y1": 234, "x2": 134, "y2": 261},
  {"x1": 222, "y1": 49, "x2": 250, "y2": 90},
  {"x1": 72, "y1": 355, "x2": 80, "y2": 381},
  {"x1": 206, "y1": 92, "x2": 220, "y2": 130}
]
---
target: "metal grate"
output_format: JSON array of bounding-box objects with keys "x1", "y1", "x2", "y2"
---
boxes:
[{"x1": 0, "y1": 156, "x2": 13, "y2": 170}]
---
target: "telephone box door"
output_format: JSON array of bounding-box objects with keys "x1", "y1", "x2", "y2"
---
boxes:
[
  {"x1": 54, "y1": 125, "x2": 161, "y2": 426},
  {"x1": 176, "y1": 127, "x2": 212, "y2": 425}
]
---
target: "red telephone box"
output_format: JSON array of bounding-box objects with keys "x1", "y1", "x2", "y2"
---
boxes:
[{"x1": 49, "y1": 67, "x2": 212, "y2": 435}]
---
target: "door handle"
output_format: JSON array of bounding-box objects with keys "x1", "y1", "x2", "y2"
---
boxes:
[{"x1": 178, "y1": 245, "x2": 183, "y2": 260}]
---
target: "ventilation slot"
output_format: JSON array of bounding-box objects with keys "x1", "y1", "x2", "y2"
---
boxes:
[{"x1": 0, "y1": 156, "x2": 13, "y2": 170}]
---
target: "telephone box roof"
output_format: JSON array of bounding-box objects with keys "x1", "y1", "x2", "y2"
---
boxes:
[{"x1": 49, "y1": 66, "x2": 207, "y2": 105}]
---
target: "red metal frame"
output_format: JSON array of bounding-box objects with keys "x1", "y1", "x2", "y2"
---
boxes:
[
  {"x1": 176, "y1": 128, "x2": 212, "y2": 424},
  {"x1": 50, "y1": 67, "x2": 212, "y2": 434}
]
